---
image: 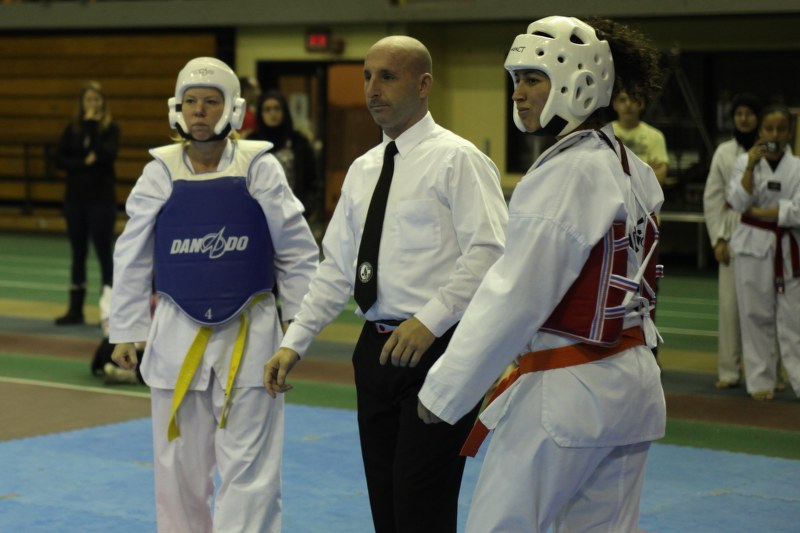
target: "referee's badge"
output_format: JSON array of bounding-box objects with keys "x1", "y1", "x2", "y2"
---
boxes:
[{"x1": 358, "y1": 262, "x2": 374, "y2": 283}]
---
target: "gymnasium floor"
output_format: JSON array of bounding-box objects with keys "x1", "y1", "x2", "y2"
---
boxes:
[{"x1": 1, "y1": 231, "x2": 799, "y2": 531}]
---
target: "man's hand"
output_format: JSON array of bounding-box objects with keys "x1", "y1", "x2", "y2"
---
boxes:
[
  {"x1": 417, "y1": 400, "x2": 443, "y2": 424},
  {"x1": 379, "y1": 317, "x2": 435, "y2": 367},
  {"x1": 264, "y1": 348, "x2": 300, "y2": 398},
  {"x1": 111, "y1": 342, "x2": 139, "y2": 370}
]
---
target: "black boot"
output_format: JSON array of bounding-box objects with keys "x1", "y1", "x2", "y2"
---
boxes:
[{"x1": 55, "y1": 287, "x2": 85, "y2": 326}]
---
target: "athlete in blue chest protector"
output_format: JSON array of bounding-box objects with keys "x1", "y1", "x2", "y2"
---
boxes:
[{"x1": 109, "y1": 57, "x2": 319, "y2": 533}]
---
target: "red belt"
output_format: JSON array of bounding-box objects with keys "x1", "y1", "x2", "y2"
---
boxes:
[
  {"x1": 460, "y1": 327, "x2": 646, "y2": 457},
  {"x1": 741, "y1": 215, "x2": 800, "y2": 293}
]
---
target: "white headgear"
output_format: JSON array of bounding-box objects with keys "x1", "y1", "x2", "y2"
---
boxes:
[
  {"x1": 505, "y1": 16, "x2": 614, "y2": 136},
  {"x1": 168, "y1": 57, "x2": 245, "y2": 139}
]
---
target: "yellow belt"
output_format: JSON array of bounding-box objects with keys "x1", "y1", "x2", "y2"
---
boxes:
[{"x1": 167, "y1": 298, "x2": 258, "y2": 442}]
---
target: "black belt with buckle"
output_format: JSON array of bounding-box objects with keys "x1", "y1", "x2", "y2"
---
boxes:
[{"x1": 371, "y1": 319, "x2": 403, "y2": 334}]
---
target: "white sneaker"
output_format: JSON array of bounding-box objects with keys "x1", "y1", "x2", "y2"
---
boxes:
[{"x1": 99, "y1": 285, "x2": 112, "y2": 336}]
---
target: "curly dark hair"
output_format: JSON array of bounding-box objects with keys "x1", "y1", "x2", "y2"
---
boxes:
[{"x1": 587, "y1": 18, "x2": 663, "y2": 108}]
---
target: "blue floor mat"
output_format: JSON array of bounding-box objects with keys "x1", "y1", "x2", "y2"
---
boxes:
[{"x1": 1, "y1": 404, "x2": 798, "y2": 532}]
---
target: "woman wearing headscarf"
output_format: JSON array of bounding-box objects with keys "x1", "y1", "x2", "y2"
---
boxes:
[{"x1": 703, "y1": 93, "x2": 762, "y2": 389}]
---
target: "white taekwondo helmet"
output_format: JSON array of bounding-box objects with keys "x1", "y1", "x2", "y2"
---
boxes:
[
  {"x1": 505, "y1": 16, "x2": 614, "y2": 136},
  {"x1": 168, "y1": 57, "x2": 245, "y2": 140}
]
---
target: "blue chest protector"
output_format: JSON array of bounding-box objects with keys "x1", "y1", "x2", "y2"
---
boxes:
[{"x1": 153, "y1": 145, "x2": 275, "y2": 325}]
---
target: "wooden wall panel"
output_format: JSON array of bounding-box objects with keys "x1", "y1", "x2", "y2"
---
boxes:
[
  {"x1": 0, "y1": 97, "x2": 166, "y2": 120},
  {"x1": 0, "y1": 78, "x2": 175, "y2": 98},
  {"x1": 0, "y1": 35, "x2": 217, "y2": 58},
  {"x1": 0, "y1": 57, "x2": 191, "y2": 78}
]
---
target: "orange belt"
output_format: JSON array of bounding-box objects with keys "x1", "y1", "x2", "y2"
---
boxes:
[{"x1": 460, "y1": 327, "x2": 646, "y2": 457}]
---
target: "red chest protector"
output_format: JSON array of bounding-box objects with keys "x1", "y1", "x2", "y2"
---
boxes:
[{"x1": 540, "y1": 131, "x2": 662, "y2": 347}]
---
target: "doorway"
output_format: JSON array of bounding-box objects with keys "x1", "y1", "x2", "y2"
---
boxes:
[{"x1": 256, "y1": 60, "x2": 381, "y2": 222}]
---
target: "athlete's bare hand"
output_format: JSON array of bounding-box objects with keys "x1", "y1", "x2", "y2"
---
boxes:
[
  {"x1": 379, "y1": 317, "x2": 435, "y2": 368},
  {"x1": 747, "y1": 205, "x2": 779, "y2": 221},
  {"x1": 746, "y1": 141, "x2": 766, "y2": 168},
  {"x1": 264, "y1": 348, "x2": 300, "y2": 398},
  {"x1": 111, "y1": 342, "x2": 139, "y2": 370},
  {"x1": 713, "y1": 239, "x2": 730, "y2": 265}
]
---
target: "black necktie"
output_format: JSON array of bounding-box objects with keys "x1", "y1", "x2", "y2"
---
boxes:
[{"x1": 354, "y1": 141, "x2": 398, "y2": 312}]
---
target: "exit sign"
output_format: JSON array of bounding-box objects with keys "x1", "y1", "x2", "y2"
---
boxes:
[{"x1": 306, "y1": 30, "x2": 330, "y2": 52}]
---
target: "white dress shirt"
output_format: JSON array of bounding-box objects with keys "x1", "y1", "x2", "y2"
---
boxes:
[
  {"x1": 109, "y1": 139, "x2": 319, "y2": 389},
  {"x1": 281, "y1": 112, "x2": 508, "y2": 356}
]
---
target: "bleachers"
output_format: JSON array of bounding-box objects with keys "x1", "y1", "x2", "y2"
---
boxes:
[{"x1": 0, "y1": 32, "x2": 219, "y2": 232}]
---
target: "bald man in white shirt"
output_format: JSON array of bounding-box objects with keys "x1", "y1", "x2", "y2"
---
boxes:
[{"x1": 264, "y1": 36, "x2": 508, "y2": 533}]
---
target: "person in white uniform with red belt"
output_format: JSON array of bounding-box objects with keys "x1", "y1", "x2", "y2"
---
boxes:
[
  {"x1": 726, "y1": 104, "x2": 800, "y2": 401},
  {"x1": 703, "y1": 93, "x2": 761, "y2": 389},
  {"x1": 417, "y1": 16, "x2": 667, "y2": 532},
  {"x1": 109, "y1": 57, "x2": 318, "y2": 532}
]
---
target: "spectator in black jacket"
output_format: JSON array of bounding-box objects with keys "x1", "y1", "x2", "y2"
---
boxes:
[{"x1": 54, "y1": 80, "x2": 120, "y2": 325}]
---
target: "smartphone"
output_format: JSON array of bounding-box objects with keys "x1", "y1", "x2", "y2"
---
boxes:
[{"x1": 764, "y1": 141, "x2": 780, "y2": 153}]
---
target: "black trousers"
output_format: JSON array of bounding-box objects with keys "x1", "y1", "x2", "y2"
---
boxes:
[
  {"x1": 64, "y1": 202, "x2": 116, "y2": 287},
  {"x1": 353, "y1": 322, "x2": 481, "y2": 533}
]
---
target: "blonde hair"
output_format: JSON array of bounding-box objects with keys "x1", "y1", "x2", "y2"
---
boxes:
[{"x1": 72, "y1": 80, "x2": 113, "y2": 132}]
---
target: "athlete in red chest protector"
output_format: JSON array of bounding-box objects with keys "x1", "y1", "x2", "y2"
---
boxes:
[{"x1": 418, "y1": 16, "x2": 668, "y2": 533}]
